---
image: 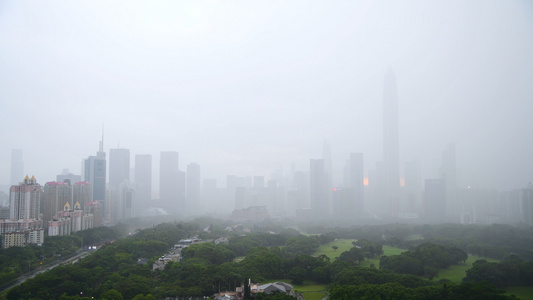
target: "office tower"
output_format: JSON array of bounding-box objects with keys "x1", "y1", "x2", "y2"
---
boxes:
[
  {"x1": 404, "y1": 161, "x2": 421, "y2": 215},
  {"x1": 10, "y1": 149, "x2": 24, "y2": 186},
  {"x1": 424, "y1": 178, "x2": 446, "y2": 219},
  {"x1": 440, "y1": 143, "x2": 456, "y2": 189},
  {"x1": 344, "y1": 153, "x2": 364, "y2": 218},
  {"x1": 109, "y1": 149, "x2": 130, "y2": 190},
  {"x1": 118, "y1": 181, "x2": 134, "y2": 219},
  {"x1": 134, "y1": 154, "x2": 152, "y2": 215},
  {"x1": 83, "y1": 137, "x2": 106, "y2": 203},
  {"x1": 440, "y1": 143, "x2": 458, "y2": 217},
  {"x1": 323, "y1": 140, "x2": 333, "y2": 215},
  {"x1": 310, "y1": 159, "x2": 328, "y2": 220},
  {"x1": 383, "y1": 68, "x2": 400, "y2": 217},
  {"x1": 43, "y1": 181, "x2": 71, "y2": 229},
  {"x1": 159, "y1": 151, "x2": 180, "y2": 211},
  {"x1": 9, "y1": 176, "x2": 41, "y2": 220},
  {"x1": 73, "y1": 181, "x2": 91, "y2": 212},
  {"x1": 186, "y1": 163, "x2": 201, "y2": 215},
  {"x1": 109, "y1": 148, "x2": 130, "y2": 221},
  {"x1": 522, "y1": 183, "x2": 533, "y2": 226},
  {"x1": 56, "y1": 169, "x2": 81, "y2": 184}
]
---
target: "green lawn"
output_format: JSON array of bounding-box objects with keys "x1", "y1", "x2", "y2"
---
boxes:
[
  {"x1": 313, "y1": 239, "x2": 356, "y2": 260},
  {"x1": 506, "y1": 286, "x2": 533, "y2": 300},
  {"x1": 433, "y1": 255, "x2": 498, "y2": 283},
  {"x1": 360, "y1": 245, "x2": 406, "y2": 268},
  {"x1": 270, "y1": 279, "x2": 327, "y2": 300}
]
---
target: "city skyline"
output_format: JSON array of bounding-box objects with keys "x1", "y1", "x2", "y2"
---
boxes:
[{"x1": 1, "y1": 1, "x2": 532, "y2": 191}]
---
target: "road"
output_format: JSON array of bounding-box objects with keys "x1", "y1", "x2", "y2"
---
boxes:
[{"x1": 0, "y1": 249, "x2": 93, "y2": 294}]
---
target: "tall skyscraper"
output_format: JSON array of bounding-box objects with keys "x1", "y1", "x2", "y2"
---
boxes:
[
  {"x1": 109, "y1": 148, "x2": 130, "y2": 221},
  {"x1": 83, "y1": 136, "x2": 106, "y2": 220},
  {"x1": 404, "y1": 160, "x2": 421, "y2": 215},
  {"x1": 159, "y1": 151, "x2": 180, "y2": 212},
  {"x1": 383, "y1": 68, "x2": 400, "y2": 217},
  {"x1": 10, "y1": 149, "x2": 23, "y2": 186},
  {"x1": 109, "y1": 148, "x2": 130, "y2": 190},
  {"x1": 9, "y1": 176, "x2": 41, "y2": 220},
  {"x1": 186, "y1": 163, "x2": 201, "y2": 215},
  {"x1": 134, "y1": 154, "x2": 152, "y2": 215},
  {"x1": 310, "y1": 159, "x2": 328, "y2": 220},
  {"x1": 424, "y1": 178, "x2": 446, "y2": 220},
  {"x1": 344, "y1": 153, "x2": 364, "y2": 217}
]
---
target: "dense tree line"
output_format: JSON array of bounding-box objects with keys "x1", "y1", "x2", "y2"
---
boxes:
[
  {"x1": 5, "y1": 222, "x2": 531, "y2": 299},
  {"x1": 463, "y1": 258, "x2": 533, "y2": 289},
  {"x1": 380, "y1": 243, "x2": 468, "y2": 279}
]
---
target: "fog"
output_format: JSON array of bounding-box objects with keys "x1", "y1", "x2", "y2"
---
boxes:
[{"x1": 1, "y1": 0, "x2": 532, "y2": 191}]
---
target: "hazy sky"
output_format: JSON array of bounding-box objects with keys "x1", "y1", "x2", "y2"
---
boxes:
[{"x1": 1, "y1": 1, "x2": 532, "y2": 190}]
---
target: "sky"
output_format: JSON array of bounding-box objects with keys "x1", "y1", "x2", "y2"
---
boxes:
[{"x1": 1, "y1": 0, "x2": 532, "y2": 191}]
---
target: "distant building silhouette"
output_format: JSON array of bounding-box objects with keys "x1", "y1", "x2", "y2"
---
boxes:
[
  {"x1": 134, "y1": 154, "x2": 152, "y2": 215},
  {"x1": 109, "y1": 148, "x2": 130, "y2": 221},
  {"x1": 186, "y1": 163, "x2": 201, "y2": 215},
  {"x1": 383, "y1": 68, "x2": 400, "y2": 217},
  {"x1": 424, "y1": 178, "x2": 446, "y2": 220},
  {"x1": 159, "y1": 151, "x2": 182, "y2": 213},
  {"x1": 310, "y1": 158, "x2": 328, "y2": 219}
]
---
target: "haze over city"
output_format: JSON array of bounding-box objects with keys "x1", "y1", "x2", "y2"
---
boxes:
[{"x1": 1, "y1": 0, "x2": 532, "y2": 192}]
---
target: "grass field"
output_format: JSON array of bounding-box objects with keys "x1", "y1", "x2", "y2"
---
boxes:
[
  {"x1": 313, "y1": 239, "x2": 356, "y2": 260},
  {"x1": 506, "y1": 286, "x2": 533, "y2": 300},
  {"x1": 433, "y1": 255, "x2": 498, "y2": 283},
  {"x1": 359, "y1": 245, "x2": 406, "y2": 268},
  {"x1": 270, "y1": 279, "x2": 327, "y2": 300}
]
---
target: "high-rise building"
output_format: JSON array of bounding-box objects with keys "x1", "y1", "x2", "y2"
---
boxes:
[
  {"x1": 343, "y1": 153, "x2": 364, "y2": 218},
  {"x1": 10, "y1": 149, "x2": 23, "y2": 186},
  {"x1": 84, "y1": 138, "x2": 106, "y2": 203},
  {"x1": 440, "y1": 143, "x2": 457, "y2": 217},
  {"x1": 310, "y1": 159, "x2": 328, "y2": 220},
  {"x1": 134, "y1": 154, "x2": 152, "y2": 215},
  {"x1": 109, "y1": 148, "x2": 130, "y2": 190},
  {"x1": 73, "y1": 181, "x2": 91, "y2": 213},
  {"x1": 83, "y1": 137, "x2": 106, "y2": 223},
  {"x1": 109, "y1": 148, "x2": 130, "y2": 221},
  {"x1": 424, "y1": 178, "x2": 446, "y2": 220},
  {"x1": 9, "y1": 176, "x2": 41, "y2": 220},
  {"x1": 522, "y1": 183, "x2": 533, "y2": 226},
  {"x1": 43, "y1": 181, "x2": 71, "y2": 229},
  {"x1": 186, "y1": 163, "x2": 201, "y2": 215},
  {"x1": 404, "y1": 161, "x2": 421, "y2": 215},
  {"x1": 159, "y1": 151, "x2": 180, "y2": 211},
  {"x1": 383, "y1": 68, "x2": 400, "y2": 217}
]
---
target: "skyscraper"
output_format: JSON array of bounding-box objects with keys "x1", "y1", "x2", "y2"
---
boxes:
[
  {"x1": 310, "y1": 159, "x2": 328, "y2": 220},
  {"x1": 344, "y1": 153, "x2": 365, "y2": 217},
  {"x1": 134, "y1": 154, "x2": 152, "y2": 215},
  {"x1": 109, "y1": 148, "x2": 130, "y2": 221},
  {"x1": 10, "y1": 149, "x2": 23, "y2": 186},
  {"x1": 159, "y1": 151, "x2": 180, "y2": 211},
  {"x1": 186, "y1": 163, "x2": 201, "y2": 215},
  {"x1": 383, "y1": 68, "x2": 400, "y2": 217},
  {"x1": 109, "y1": 148, "x2": 130, "y2": 190},
  {"x1": 83, "y1": 136, "x2": 106, "y2": 220}
]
